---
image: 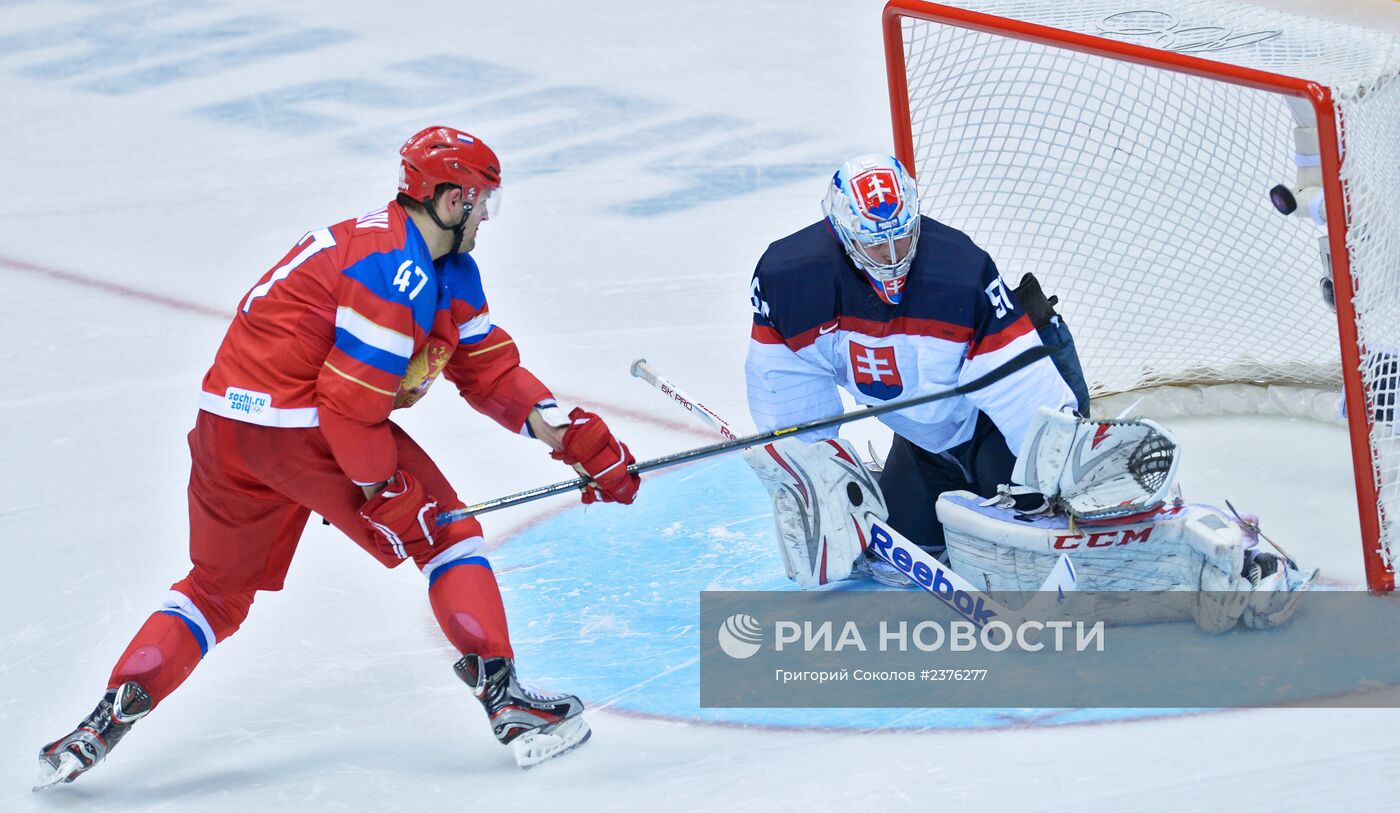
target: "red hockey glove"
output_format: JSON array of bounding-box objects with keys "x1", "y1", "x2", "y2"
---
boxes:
[
  {"x1": 359, "y1": 469, "x2": 440, "y2": 559},
  {"x1": 551, "y1": 407, "x2": 640, "y2": 505}
]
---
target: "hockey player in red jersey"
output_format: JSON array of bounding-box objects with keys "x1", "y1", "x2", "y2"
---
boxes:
[{"x1": 35, "y1": 126, "x2": 637, "y2": 786}]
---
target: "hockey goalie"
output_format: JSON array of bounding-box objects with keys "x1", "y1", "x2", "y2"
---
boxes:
[
  {"x1": 741, "y1": 152, "x2": 1314, "y2": 632},
  {"x1": 745, "y1": 407, "x2": 1317, "y2": 633}
]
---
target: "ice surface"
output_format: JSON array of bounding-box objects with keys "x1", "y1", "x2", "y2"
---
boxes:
[{"x1": 4, "y1": 1, "x2": 1400, "y2": 809}]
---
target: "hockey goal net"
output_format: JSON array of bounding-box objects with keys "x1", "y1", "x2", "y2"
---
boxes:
[{"x1": 883, "y1": 0, "x2": 1400, "y2": 590}]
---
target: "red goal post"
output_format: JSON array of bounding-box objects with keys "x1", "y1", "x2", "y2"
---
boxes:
[{"x1": 882, "y1": 0, "x2": 1400, "y2": 590}]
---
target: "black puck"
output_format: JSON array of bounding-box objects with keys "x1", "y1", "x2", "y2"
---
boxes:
[{"x1": 1269, "y1": 184, "x2": 1297, "y2": 215}]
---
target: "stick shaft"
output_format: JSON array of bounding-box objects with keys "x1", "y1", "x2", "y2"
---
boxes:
[
  {"x1": 439, "y1": 345, "x2": 1050, "y2": 521},
  {"x1": 635, "y1": 356, "x2": 1079, "y2": 614},
  {"x1": 629, "y1": 358, "x2": 739, "y2": 440}
]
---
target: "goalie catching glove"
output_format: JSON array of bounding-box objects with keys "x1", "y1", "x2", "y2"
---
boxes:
[
  {"x1": 1011, "y1": 406, "x2": 1180, "y2": 522},
  {"x1": 956, "y1": 407, "x2": 1316, "y2": 631}
]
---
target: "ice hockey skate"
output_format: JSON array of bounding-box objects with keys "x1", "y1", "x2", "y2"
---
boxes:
[
  {"x1": 853, "y1": 552, "x2": 915, "y2": 587},
  {"x1": 34, "y1": 682, "x2": 152, "y2": 791},
  {"x1": 455, "y1": 654, "x2": 591, "y2": 768}
]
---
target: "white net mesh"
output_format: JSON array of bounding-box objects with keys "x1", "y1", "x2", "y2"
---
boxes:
[{"x1": 894, "y1": 0, "x2": 1400, "y2": 583}]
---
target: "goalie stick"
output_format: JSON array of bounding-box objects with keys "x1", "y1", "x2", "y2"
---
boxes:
[
  {"x1": 629, "y1": 356, "x2": 1077, "y2": 628},
  {"x1": 437, "y1": 345, "x2": 1050, "y2": 524}
]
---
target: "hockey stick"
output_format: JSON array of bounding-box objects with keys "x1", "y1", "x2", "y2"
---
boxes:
[
  {"x1": 629, "y1": 358, "x2": 740, "y2": 441},
  {"x1": 630, "y1": 355, "x2": 1076, "y2": 626},
  {"x1": 436, "y1": 345, "x2": 1051, "y2": 523},
  {"x1": 860, "y1": 512, "x2": 1076, "y2": 627}
]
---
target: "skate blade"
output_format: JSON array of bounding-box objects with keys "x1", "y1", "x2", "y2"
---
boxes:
[
  {"x1": 33, "y1": 752, "x2": 82, "y2": 792},
  {"x1": 511, "y1": 716, "x2": 591, "y2": 769},
  {"x1": 863, "y1": 560, "x2": 915, "y2": 588},
  {"x1": 870, "y1": 569, "x2": 915, "y2": 588}
]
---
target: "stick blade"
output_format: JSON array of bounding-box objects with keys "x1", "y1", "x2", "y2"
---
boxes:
[{"x1": 1017, "y1": 553, "x2": 1078, "y2": 620}]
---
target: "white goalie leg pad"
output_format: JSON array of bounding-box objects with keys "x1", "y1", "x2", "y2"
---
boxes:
[
  {"x1": 1013, "y1": 407, "x2": 1181, "y2": 522},
  {"x1": 1189, "y1": 512, "x2": 1318, "y2": 631},
  {"x1": 743, "y1": 437, "x2": 888, "y2": 589},
  {"x1": 938, "y1": 491, "x2": 1226, "y2": 595},
  {"x1": 1240, "y1": 551, "x2": 1319, "y2": 630},
  {"x1": 1187, "y1": 510, "x2": 1251, "y2": 633},
  {"x1": 936, "y1": 492, "x2": 1314, "y2": 632}
]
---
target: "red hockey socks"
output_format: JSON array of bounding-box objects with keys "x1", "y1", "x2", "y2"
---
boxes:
[
  {"x1": 108, "y1": 611, "x2": 205, "y2": 707},
  {"x1": 108, "y1": 577, "x2": 254, "y2": 708},
  {"x1": 427, "y1": 560, "x2": 514, "y2": 660}
]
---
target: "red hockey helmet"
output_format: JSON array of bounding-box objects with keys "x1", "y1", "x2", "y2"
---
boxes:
[{"x1": 398, "y1": 126, "x2": 501, "y2": 206}]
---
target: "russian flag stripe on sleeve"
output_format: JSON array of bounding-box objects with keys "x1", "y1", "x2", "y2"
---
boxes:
[
  {"x1": 333, "y1": 327, "x2": 411, "y2": 376},
  {"x1": 335, "y1": 306, "x2": 413, "y2": 359},
  {"x1": 340, "y1": 254, "x2": 433, "y2": 330},
  {"x1": 458, "y1": 312, "x2": 492, "y2": 343}
]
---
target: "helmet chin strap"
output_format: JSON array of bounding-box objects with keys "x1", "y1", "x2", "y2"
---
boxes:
[{"x1": 425, "y1": 195, "x2": 473, "y2": 254}]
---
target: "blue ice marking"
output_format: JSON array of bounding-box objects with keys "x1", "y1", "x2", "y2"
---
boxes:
[
  {"x1": 17, "y1": 13, "x2": 266, "y2": 81},
  {"x1": 84, "y1": 27, "x2": 355, "y2": 95},
  {"x1": 199, "y1": 57, "x2": 529, "y2": 136},
  {"x1": 482, "y1": 86, "x2": 664, "y2": 149},
  {"x1": 613, "y1": 159, "x2": 837, "y2": 217},
  {"x1": 5, "y1": 4, "x2": 864, "y2": 218},
  {"x1": 0, "y1": 0, "x2": 215, "y2": 63},
  {"x1": 510, "y1": 115, "x2": 741, "y2": 179}
]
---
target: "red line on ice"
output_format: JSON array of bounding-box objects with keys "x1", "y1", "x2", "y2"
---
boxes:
[{"x1": 0, "y1": 253, "x2": 230, "y2": 319}]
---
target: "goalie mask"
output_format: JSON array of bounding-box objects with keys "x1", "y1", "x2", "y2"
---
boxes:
[{"x1": 822, "y1": 154, "x2": 921, "y2": 305}]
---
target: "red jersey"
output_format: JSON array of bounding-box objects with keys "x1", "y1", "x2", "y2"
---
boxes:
[{"x1": 199, "y1": 201, "x2": 551, "y2": 484}]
